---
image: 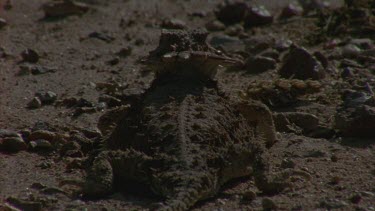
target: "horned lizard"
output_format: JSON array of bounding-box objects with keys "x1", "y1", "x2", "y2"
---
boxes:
[{"x1": 84, "y1": 29, "x2": 283, "y2": 210}]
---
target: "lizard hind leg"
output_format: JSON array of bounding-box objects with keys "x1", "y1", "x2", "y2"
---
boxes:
[
  {"x1": 151, "y1": 172, "x2": 219, "y2": 211},
  {"x1": 83, "y1": 151, "x2": 114, "y2": 198},
  {"x1": 83, "y1": 149, "x2": 152, "y2": 198}
]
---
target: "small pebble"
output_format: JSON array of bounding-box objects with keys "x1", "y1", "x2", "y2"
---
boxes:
[
  {"x1": 225, "y1": 24, "x2": 244, "y2": 36},
  {"x1": 116, "y1": 47, "x2": 132, "y2": 57},
  {"x1": 349, "y1": 194, "x2": 362, "y2": 204},
  {"x1": 320, "y1": 198, "x2": 348, "y2": 209},
  {"x1": 329, "y1": 176, "x2": 341, "y2": 185},
  {"x1": 0, "y1": 18, "x2": 7, "y2": 29},
  {"x1": 1, "y1": 137, "x2": 28, "y2": 152},
  {"x1": 279, "y1": 3, "x2": 303, "y2": 19},
  {"x1": 4, "y1": 0, "x2": 12, "y2": 10},
  {"x1": 331, "y1": 154, "x2": 339, "y2": 162},
  {"x1": 275, "y1": 38, "x2": 293, "y2": 51},
  {"x1": 262, "y1": 198, "x2": 277, "y2": 210},
  {"x1": 42, "y1": 0, "x2": 89, "y2": 18},
  {"x1": 29, "y1": 139, "x2": 54, "y2": 151},
  {"x1": 205, "y1": 20, "x2": 225, "y2": 31},
  {"x1": 341, "y1": 67, "x2": 354, "y2": 79},
  {"x1": 6, "y1": 197, "x2": 42, "y2": 211},
  {"x1": 18, "y1": 64, "x2": 56, "y2": 75},
  {"x1": 28, "y1": 130, "x2": 56, "y2": 142},
  {"x1": 0, "y1": 129, "x2": 20, "y2": 138},
  {"x1": 21, "y1": 49, "x2": 39, "y2": 63},
  {"x1": 242, "y1": 190, "x2": 257, "y2": 201},
  {"x1": 281, "y1": 158, "x2": 296, "y2": 168},
  {"x1": 106, "y1": 57, "x2": 119, "y2": 66},
  {"x1": 245, "y1": 56, "x2": 276, "y2": 73},
  {"x1": 215, "y1": 1, "x2": 249, "y2": 25},
  {"x1": 341, "y1": 44, "x2": 362, "y2": 58},
  {"x1": 88, "y1": 31, "x2": 114, "y2": 43},
  {"x1": 27, "y1": 97, "x2": 42, "y2": 109},
  {"x1": 35, "y1": 91, "x2": 57, "y2": 104},
  {"x1": 259, "y1": 49, "x2": 280, "y2": 60},
  {"x1": 244, "y1": 6, "x2": 273, "y2": 28}
]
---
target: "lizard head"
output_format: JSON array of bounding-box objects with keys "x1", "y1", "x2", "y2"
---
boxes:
[{"x1": 143, "y1": 29, "x2": 243, "y2": 79}]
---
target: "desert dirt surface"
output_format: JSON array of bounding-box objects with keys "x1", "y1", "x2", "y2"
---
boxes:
[{"x1": 0, "y1": 0, "x2": 375, "y2": 210}]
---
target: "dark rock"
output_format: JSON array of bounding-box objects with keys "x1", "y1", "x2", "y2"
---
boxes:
[
  {"x1": 135, "y1": 38, "x2": 144, "y2": 46},
  {"x1": 42, "y1": 0, "x2": 89, "y2": 18},
  {"x1": 224, "y1": 24, "x2": 244, "y2": 36},
  {"x1": 4, "y1": 0, "x2": 12, "y2": 10},
  {"x1": 98, "y1": 95, "x2": 122, "y2": 107},
  {"x1": 88, "y1": 31, "x2": 114, "y2": 43},
  {"x1": 342, "y1": 90, "x2": 372, "y2": 108},
  {"x1": 209, "y1": 35, "x2": 245, "y2": 53},
  {"x1": 161, "y1": 18, "x2": 187, "y2": 29},
  {"x1": 307, "y1": 126, "x2": 335, "y2": 139},
  {"x1": 349, "y1": 38, "x2": 374, "y2": 49},
  {"x1": 106, "y1": 57, "x2": 119, "y2": 66},
  {"x1": 1, "y1": 137, "x2": 28, "y2": 152},
  {"x1": 304, "y1": 149, "x2": 327, "y2": 158},
  {"x1": 0, "y1": 47, "x2": 6, "y2": 58},
  {"x1": 244, "y1": 35, "x2": 275, "y2": 55},
  {"x1": 341, "y1": 44, "x2": 362, "y2": 58},
  {"x1": 31, "y1": 182, "x2": 47, "y2": 190},
  {"x1": 6, "y1": 197, "x2": 42, "y2": 211},
  {"x1": 29, "y1": 139, "x2": 54, "y2": 151},
  {"x1": 349, "y1": 194, "x2": 362, "y2": 204},
  {"x1": 244, "y1": 6, "x2": 273, "y2": 28},
  {"x1": 340, "y1": 59, "x2": 362, "y2": 68},
  {"x1": 21, "y1": 49, "x2": 39, "y2": 63},
  {"x1": 27, "y1": 97, "x2": 42, "y2": 109},
  {"x1": 274, "y1": 112, "x2": 320, "y2": 135},
  {"x1": 73, "y1": 107, "x2": 96, "y2": 116},
  {"x1": 188, "y1": 11, "x2": 207, "y2": 18},
  {"x1": 334, "y1": 104, "x2": 375, "y2": 137},
  {"x1": 32, "y1": 121, "x2": 55, "y2": 132},
  {"x1": 41, "y1": 187, "x2": 66, "y2": 195},
  {"x1": 299, "y1": 0, "x2": 330, "y2": 14},
  {"x1": 35, "y1": 91, "x2": 57, "y2": 104},
  {"x1": 76, "y1": 98, "x2": 94, "y2": 107},
  {"x1": 281, "y1": 158, "x2": 296, "y2": 168},
  {"x1": 242, "y1": 190, "x2": 256, "y2": 201},
  {"x1": 341, "y1": 67, "x2": 354, "y2": 79},
  {"x1": 278, "y1": 46, "x2": 325, "y2": 80},
  {"x1": 205, "y1": 20, "x2": 225, "y2": 31},
  {"x1": 59, "y1": 97, "x2": 79, "y2": 107},
  {"x1": 0, "y1": 18, "x2": 7, "y2": 29},
  {"x1": 79, "y1": 127, "x2": 101, "y2": 139},
  {"x1": 319, "y1": 198, "x2": 348, "y2": 209},
  {"x1": 362, "y1": 48, "x2": 375, "y2": 57},
  {"x1": 28, "y1": 130, "x2": 56, "y2": 142},
  {"x1": 262, "y1": 198, "x2": 278, "y2": 210},
  {"x1": 274, "y1": 38, "x2": 293, "y2": 51},
  {"x1": 259, "y1": 49, "x2": 280, "y2": 60},
  {"x1": 18, "y1": 64, "x2": 56, "y2": 75},
  {"x1": 116, "y1": 47, "x2": 132, "y2": 57},
  {"x1": 245, "y1": 56, "x2": 276, "y2": 73},
  {"x1": 313, "y1": 51, "x2": 329, "y2": 69},
  {"x1": 0, "y1": 129, "x2": 20, "y2": 138},
  {"x1": 279, "y1": 3, "x2": 304, "y2": 19},
  {"x1": 215, "y1": 1, "x2": 249, "y2": 25}
]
